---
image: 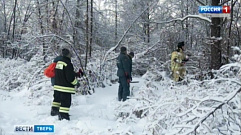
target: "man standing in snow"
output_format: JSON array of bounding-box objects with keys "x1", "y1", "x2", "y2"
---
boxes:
[
  {"x1": 171, "y1": 42, "x2": 189, "y2": 82},
  {"x1": 51, "y1": 48, "x2": 80, "y2": 120},
  {"x1": 117, "y1": 47, "x2": 131, "y2": 101}
]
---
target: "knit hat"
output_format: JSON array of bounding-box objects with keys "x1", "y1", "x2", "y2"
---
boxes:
[
  {"x1": 129, "y1": 52, "x2": 134, "y2": 57},
  {"x1": 62, "y1": 48, "x2": 70, "y2": 56},
  {"x1": 177, "y1": 42, "x2": 185, "y2": 49},
  {"x1": 120, "y1": 46, "x2": 127, "y2": 53}
]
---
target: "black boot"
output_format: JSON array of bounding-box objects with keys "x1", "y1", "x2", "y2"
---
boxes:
[
  {"x1": 58, "y1": 113, "x2": 70, "y2": 120},
  {"x1": 50, "y1": 107, "x2": 59, "y2": 116}
]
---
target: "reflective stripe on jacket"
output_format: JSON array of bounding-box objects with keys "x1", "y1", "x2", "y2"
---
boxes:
[{"x1": 54, "y1": 56, "x2": 77, "y2": 94}]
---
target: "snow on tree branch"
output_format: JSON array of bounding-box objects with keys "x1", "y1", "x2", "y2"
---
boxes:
[
  {"x1": 153, "y1": 15, "x2": 211, "y2": 24},
  {"x1": 101, "y1": 2, "x2": 159, "y2": 66},
  {"x1": 134, "y1": 40, "x2": 161, "y2": 59},
  {"x1": 105, "y1": 40, "x2": 161, "y2": 62},
  {"x1": 195, "y1": 0, "x2": 206, "y2": 5},
  {"x1": 114, "y1": 61, "x2": 241, "y2": 134},
  {"x1": 181, "y1": 87, "x2": 241, "y2": 135}
]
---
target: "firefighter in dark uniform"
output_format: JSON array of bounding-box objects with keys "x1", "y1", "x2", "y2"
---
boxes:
[
  {"x1": 50, "y1": 48, "x2": 80, "y2": 120},
  {"x1": 117, "y1": 47, "x2": 131, "y2": 101}
]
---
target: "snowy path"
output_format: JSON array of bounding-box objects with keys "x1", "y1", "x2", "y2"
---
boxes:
[{"x1": 0, "y1": 77, "x2": 144, "y2": 135}]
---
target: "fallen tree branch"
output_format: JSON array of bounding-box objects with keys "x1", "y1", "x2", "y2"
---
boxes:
[
  {"x1": 195, "y1": 0, "x2": 206, "y2": 5},
  {"x1": 105, "y1": 40, "x2": 161, "y2": 61},
  {"x1": 135, "y1": 40, "x2": 161, "y2": 59},
  {"x1": 151, "y1": 15, "x2": 211, "y2": 24},
  {"x1": 182, "y1": 87, "x2": 241, "y2": 135}
]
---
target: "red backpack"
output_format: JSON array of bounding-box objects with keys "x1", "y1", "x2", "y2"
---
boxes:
[{"x1": 44, "y1": 63, "x2": 57, "y2": 78}]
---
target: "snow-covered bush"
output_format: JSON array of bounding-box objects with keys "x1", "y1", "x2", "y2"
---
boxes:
[
  {"x1": 0, "y1": 56, "x2": 40, "y2": 92},
  {"x1": 114, "y1": 58, "x2": 241, "y2": 135}
]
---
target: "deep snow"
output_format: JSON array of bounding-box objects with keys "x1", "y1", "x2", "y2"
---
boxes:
[
  {"x1": 0, "y1": 57, "x2": 240, "y2": 135},
  {"x1": 0, "y1": 75, "x2": 145, "y2": 135}
]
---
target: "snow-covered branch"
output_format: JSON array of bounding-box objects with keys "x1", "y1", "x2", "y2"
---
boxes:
[
  {"x1": 134, "y1": 40, "x2": 161, "y2": 60},
  {"x1": 182, "y1": 88, "x2": 241, "y2": 135},
  {"x1": 101, "y1": 1, "x2": 158, "y2": 66},
  {"x1": 195, "y1": 0, "x2": 206, "y2": 5},
  {"x1": 153, "y1": 15, "x2": 211, "y2": 24}
]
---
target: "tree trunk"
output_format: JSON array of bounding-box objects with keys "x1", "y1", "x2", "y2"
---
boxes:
[
  {"x1": 85, "y1": 0, "x2": 89, "y2": 69},
  {"x1": 186, "y1": 0, "x2": 189, "y2": 45},
  {"x1": 12, "y1": 0, "x2": 17, "y2": 41},
  {"x1": 11, "y1": 0, "x2": 18, "y2": 59},
  {"x1": 115, "y1": 0, "x2": 118, "y2": 45},
  {"x1": 74, "y1": 0, "x2": 81, "y2": 49},
  {"x1": 227, "y1": 0, "x2": 235, "y2": 64},
  {"x1": 20, "y1": 3, "x2": 32, "y2": 40},
  {"x1": 89, "y1": 0, "x2": 93, "y2": 57},
  {"x1": 37, "y1": 0, "x2": 47, "y2": 55},
  {"x1": 45, "y1": 0, "x2": 49, "y2": 32},
  {"x1": 210, "y1": 0, "x2": 221, "y2": 69},
  {"x1": 147, "y1": 5, "x2": 150, "y2": 43},
  {"x1": 3, "y1": 0, "x2": 7, "y2": 33},
  {"x1": 143, "y1": 2, "x2": 150, "y2": 43}
]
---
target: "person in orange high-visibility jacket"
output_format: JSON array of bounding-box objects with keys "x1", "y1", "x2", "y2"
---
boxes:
[
  {"x1": 51, "y1": 48, "x2": 80, "y2": 120},
  {"x1": 171, "y1": 42, "x2": 189, "y2": 82}
]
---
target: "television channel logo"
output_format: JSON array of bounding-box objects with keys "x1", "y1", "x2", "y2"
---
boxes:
[
  {"x1": 199, "y1": 6, "x2": 230, "y2": 18},
  {"x1": 14, "y1": 125, "x2": 54, "y2": 133}
]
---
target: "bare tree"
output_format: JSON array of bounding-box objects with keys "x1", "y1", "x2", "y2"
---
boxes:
[
  {"x1": 85, "y1": 0, "x2": 89, "y2": 69},
  {"x1": 115, "y1": 0, "x2": 118, "y2": 45},
  {"x1": 36, "y1": 0, "x2": 47, "y2": 55},
  {"x1": 210, "y1": 0, "x2": 222, "y2": 69}
]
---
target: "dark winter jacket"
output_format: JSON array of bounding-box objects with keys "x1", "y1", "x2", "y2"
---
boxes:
[
  {"x1": 117, "y1": 52, "x2": 131, "y2": 78},
  {"x1": 51, "y1": 56, "x2": 63, "y2": 86},
  {"x1": 53, "y1": 56, "x2": 78, "y2": 94}
]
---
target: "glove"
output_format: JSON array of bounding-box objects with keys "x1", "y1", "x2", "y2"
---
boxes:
[
  {"x1": 79, "y1": 69, "x2": 84, "y2": 76},
  {"x1": 125, "y1": 72, "x2": 130, "y2": 79},
  {"x1": 76, "y1": 69, "x2": 84, "y2": 78},
  {"x1": 183, "y1": 56, "x2": 189, "y2": 62},
  {"x1": 183, "y1": 59, "x2": 189, "y2": 62},
  {"x1": 127, "y1": 79, "x2": 131, "y2": 83},
  {"x1": 76, "y1": 81, "x2": 80, "y2": 88}
]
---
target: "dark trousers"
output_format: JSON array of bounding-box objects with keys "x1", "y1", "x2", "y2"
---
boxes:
[
  {"x1": 52, "y1": 90, "x2": 71, "y2": 119},
  {"x1": 118, "y1": 77, "x2": 130, "y2": 101}
]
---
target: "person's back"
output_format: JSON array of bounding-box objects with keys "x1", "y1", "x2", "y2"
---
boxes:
[
  {"x1": 54, "y1": 56, "x2": 77, "y2": 92},
  {"x1": 117, "y1": 51, "x2": 131, "y2": 78},
  {"x1": 171, "y1": 42, "x2": 188, "y2": 81},
  {"x1": 51, "y1": 48, "x2": 80, "y2": 121}
]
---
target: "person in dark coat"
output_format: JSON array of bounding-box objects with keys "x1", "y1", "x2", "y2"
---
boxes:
[
  {"x1": 51, "y1": 48, "x2": 80, "y2": 120},
  {"x1": 117, "y1": 47, "x2": 131, "y2": 101}
]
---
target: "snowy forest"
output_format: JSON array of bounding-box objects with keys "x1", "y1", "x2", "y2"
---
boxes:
[{"x1": 0, "y1": 0, "x2": 241, "y2": 134}]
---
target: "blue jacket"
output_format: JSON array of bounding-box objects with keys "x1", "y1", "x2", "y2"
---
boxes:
[{"x1": 117, "y1": 52, "x2": 131, "y2": 78}]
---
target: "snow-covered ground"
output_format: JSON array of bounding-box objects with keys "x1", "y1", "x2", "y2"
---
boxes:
[
  {"x1": 1, "y1": 57, "x2": 240, "y2": 135},
  {"x1": 0, "y1": 71, "x2": 145, "y2": 135}
]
